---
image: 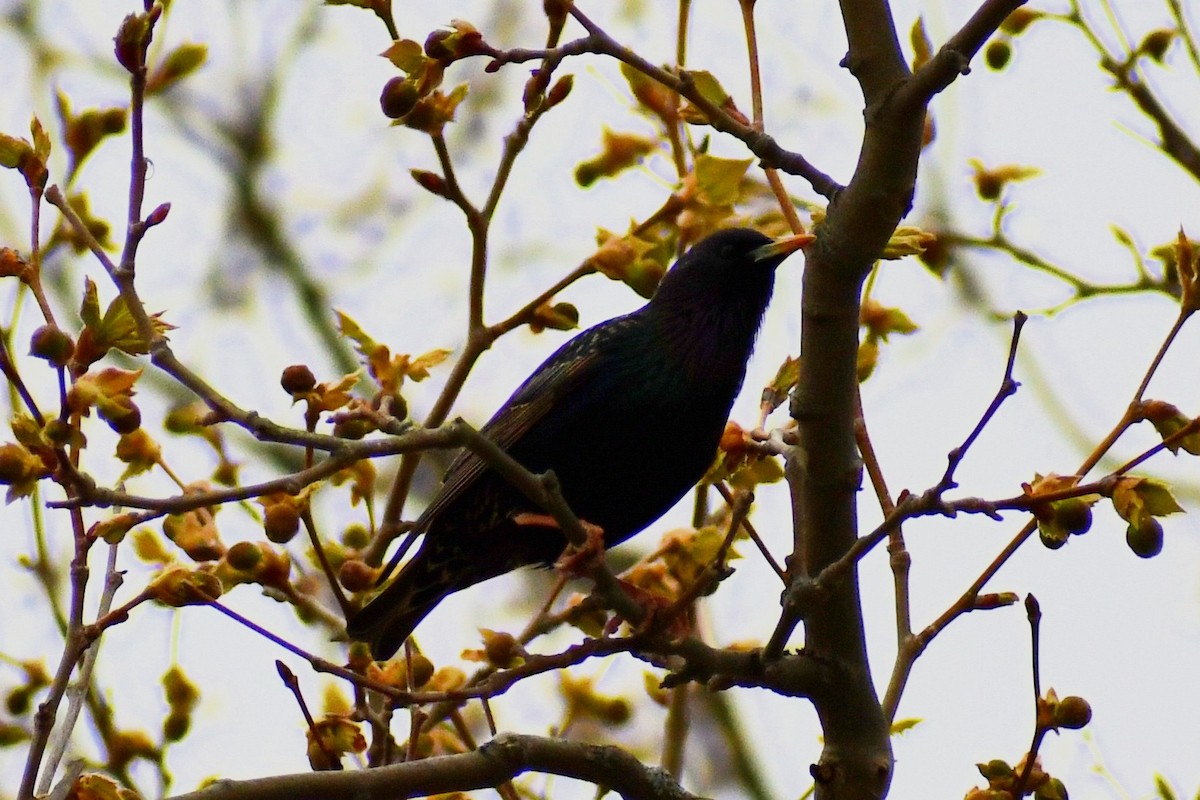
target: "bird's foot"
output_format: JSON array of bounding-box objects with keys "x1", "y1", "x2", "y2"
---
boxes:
[
  {"x1": 509, "y1": 511, "x2": 606, "y2": 573},
  {"x1": 537, "y1": 520, "x2": 604, "y2": 575}
]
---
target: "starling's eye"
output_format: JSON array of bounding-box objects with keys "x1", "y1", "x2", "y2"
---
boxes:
[{"x1": 719, "y1": 243, "x2": 735, "y2": 258}]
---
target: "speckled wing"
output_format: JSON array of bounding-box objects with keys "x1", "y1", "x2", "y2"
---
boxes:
[{"x1": 413, "y1": 312, "x2": 640, "y2": 533}]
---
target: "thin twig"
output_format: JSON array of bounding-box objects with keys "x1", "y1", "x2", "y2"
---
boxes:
[
  {"x1": 1012, "y1": 595, "x2": 1046, "y2": 797},
  {"x1": 302, "y1": 510, "x2": 350, "y2": 616},
  {"x1": 486, "y1": 9, "x2": 842, "y2": 197},
  {"x1": 938, "y1": 311, "x2": 1027, "y2": 490},
  {"x1": 713, "y1": 482, "x2": 785, "y2": 581},
  {"x1": 887, "y1": 308, "x2": 1197, "y2": 716},
  {"x1": 36, "y1": 544, "x2": 124, "y2": 795}
]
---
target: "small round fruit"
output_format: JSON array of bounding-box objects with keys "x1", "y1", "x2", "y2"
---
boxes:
[
  {"x1": 280, "y1": 364, "x2": 316, "y2": 394},
  {"x1": 1125, "y1": 519, "x2": 1164, "y2": 559}
]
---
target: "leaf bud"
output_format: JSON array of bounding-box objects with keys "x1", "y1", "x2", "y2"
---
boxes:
[
  {"x1": 424, "y1": 21, "x2": 486, "y2": 64},
  {"x1": 113, "y1": 9, "x2": 157, "y2": 73},
  {"x1": 100, "y1": 401, "x2": 142, "y2": 435},
  {"x1": 544, "y1": 0, "x2": 570, "y2": 29},
  {"x1": 332, "y1": 417, "x2": 376, "y2": 440},
  {"x1": 280, "y1": 364, "x2": 317, "y2": 395},
  {"x1": 407, "y1": 653, "x2": 435, "y2": 688},
  {"x1": 29, "y1": 325, "x2": 75, "y2": 367},
  {"x1": 1137, "y1": 399, "x2": 1200, "y2": 455},
  {"x1": 1056, "y1": 499, "x2": 1093, "y2": 536},
  {"x1": 480, "y1": 629, "x2": 523, "y2": 668},
  {"x1": 163, "y1": 509, "x2": 224, "y2": 562},
  {"x1": 162, "y1": 710, "x2": 190, "y2": 742},
  {"x1": 546, "y1": 74, "x2": 574, "y2": 108},
  {"x1": 347, "y1": 641, "x2": 374, "y2": 672},
  {"x1": 342, "y1": 523, "x2": 370, "y2": 549},
  {"x1": 1138, "y1": 29, "x2": 1175, "y2": 63},
  {"x1": 256, "y1": 545, "x2": 293, "y2": 588},
  {"x1": 145, "y1": 202, "x2": 171, "y2": 227},
  {"x1": 164, "y1": 404, "x2": 205, "y2": 434},
  {"x1": 1054, "y1": 695, "x2": 1092, "y2": 729},
  {"x1": 0, "y1": 247, "x2": 31, "y2": 280},
  {"x1": 149, "y1": 566, "x2": 223, "y2": 607},
  {"x1": 380, "y1": 77, "x2": 420, "y2": 120},
  {"x1": 424, "y1": 29, "x2": 456, "y2": 62},
  {"x1": 146, "y1": 42, "x2": 208, "y2": 94},
  {"x1": 337, "y1": 558, "x2": 376, "y2": 593},
  {"x1": 984, "y1": 39, "x2": 1012, "y2": 71},
  {"x1": 263, "y1": 503, "x2": 301, "y2": 544},
  {"x1": 7, "y1": 687, "x2": 33, "y2": 715},
  {"x1": 226, "y1": 541, "x2": 263, "y2": 572},
  {"x1": 410, "y1": 169, "x2": 450, "y2": 198},
  {"x1": 973, "y1": 592, "x2": 1020, "y2": 610},
  {"x1": 163, "y1": 664, "x2": 199, "y2": 709},
  {"x1": 43, "y1": 419, "x2": 75, "y2": 446}
]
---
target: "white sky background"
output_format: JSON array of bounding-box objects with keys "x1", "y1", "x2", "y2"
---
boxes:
[{"x1": 1, "y1": 0, "x2": 1199, "y2": 798}]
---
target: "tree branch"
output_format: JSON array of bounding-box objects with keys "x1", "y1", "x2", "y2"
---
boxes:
[
  {"x1": 166, "y1": 733, "x2": 703, "y2": 800},
  {"x1": 903, "y1": 0, "x2": 1029, "y2": 106}
]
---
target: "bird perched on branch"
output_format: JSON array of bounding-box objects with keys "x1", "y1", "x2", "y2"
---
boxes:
[{"x1": 348, "y1": 227, "x2": 811, "y2": 658}]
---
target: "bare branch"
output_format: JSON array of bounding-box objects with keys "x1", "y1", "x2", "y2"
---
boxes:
[
  {"x1": 904, "y1": 0, "x2": 1030, "y2": 106},
  {"x1": 165, "y1": 733, "x2": 703, "y2": 800}
]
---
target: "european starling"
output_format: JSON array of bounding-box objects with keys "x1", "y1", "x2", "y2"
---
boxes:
[{"x1": 348, "y1": 227, "x2": 810, "y2": 657}]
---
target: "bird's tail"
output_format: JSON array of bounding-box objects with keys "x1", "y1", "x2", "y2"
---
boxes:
[{"x1": 346, "y1": 547, "x2": 466, "y2": 660}]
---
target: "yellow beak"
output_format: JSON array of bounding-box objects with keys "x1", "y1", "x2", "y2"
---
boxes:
[{"x1": 752, "y1": 232, "x2": 816, "y2": 262}]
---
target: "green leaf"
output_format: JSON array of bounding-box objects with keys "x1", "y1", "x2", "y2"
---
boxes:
[
  {"x1": 380, "y1": 39, "x2": 428, "y2": 74},
  {"x1": 761, "y1": 355, "x2": 801, "y2": 413},
  {"x1": 683, "y1": 70, "x2": 731, "y2": 107},
  {"x1": 1139, "y1": 479, "x2": 1185, "y2": 516},
  {"x1": 880, "y1": 226, "x2": 937, "y2": 259},
  {"x1": 728, "y1": 455, "x2": 784, "y2": 489},
  {"x1": 336, "y1": 310, "x2": 381, "y2": 358},
  {"x1": 80, "y1": 278, "x2": 102, "y2": 330},
  {"x1": 30, "y1": 116, "x2": 51, "y2": 161},
  {"x1": 0, "y1": 132, "x2": 32, "y2": 170},
  {"x1": 693, "y1": 154, "x2": 752, "y2": 208},
  {"x1": 1112, "y1": 476, "x2": 1185, "y2": 527},
  {"x1": 99, "y1": 295, "x2": 148, "y2": 355}
]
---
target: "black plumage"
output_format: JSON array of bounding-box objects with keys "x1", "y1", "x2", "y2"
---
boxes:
[{"x1": 348, "y1": 227, "x2": 809, "y2": 657}]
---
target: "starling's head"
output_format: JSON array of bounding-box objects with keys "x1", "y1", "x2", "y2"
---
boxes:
[
  {"x1": 640, "y1": 226, "x2": 812, "y2": 392},
  {"x1": 649, "y1": 227, "x2": 812, "y2": 314}
]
